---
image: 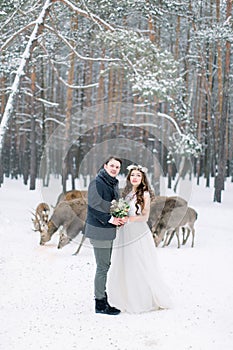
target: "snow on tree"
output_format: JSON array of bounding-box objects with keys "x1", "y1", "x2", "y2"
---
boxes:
[{"x1": 97, "y1": 29, "x2": 182, "y2": 102}]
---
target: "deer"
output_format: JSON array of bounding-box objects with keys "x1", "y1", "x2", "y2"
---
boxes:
[
  {"x1": 148, "y1": 195, "x2": 188, "y2": 232},
  {"x1": 34, "y1": 192, "x2": 191, "y2": 253},
  {"x1": 32, "y1": 202, "x2": 50, "y2": 233},
  {"x1": 33, "y1": 190, "x2": 87, "y2": 254},
  {"x1": 55, "y1": 189, "x2": 87, "y2": 205},
  {"x1": 152, "y1": 206, "x2": 198, "y2": 248},
  {"x1": 39, "y1": 197, "x2": 87, "y2": 248}
]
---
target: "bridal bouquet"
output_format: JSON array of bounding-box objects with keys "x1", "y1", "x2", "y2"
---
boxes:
[{"x1": 110, "y1": 198, "x2": 130, "y2": 218}]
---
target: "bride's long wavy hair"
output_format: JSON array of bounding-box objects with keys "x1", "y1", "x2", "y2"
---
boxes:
[{"x1": 122, "y1": 167, "x2": 155, "y2": 215}]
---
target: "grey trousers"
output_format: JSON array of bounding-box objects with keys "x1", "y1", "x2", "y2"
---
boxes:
[{"x1": 90, "y1": 239, "x2": 113, "y2": 300}]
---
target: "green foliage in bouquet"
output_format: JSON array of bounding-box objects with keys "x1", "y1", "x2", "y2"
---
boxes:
[{"x1": 110, "y1": 198, "x2": 130, "y2": 218}]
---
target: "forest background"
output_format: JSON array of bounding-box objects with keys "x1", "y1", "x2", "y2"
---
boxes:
[{"x1": 0, "y1": 0, "x2": 232, "y2": 202}]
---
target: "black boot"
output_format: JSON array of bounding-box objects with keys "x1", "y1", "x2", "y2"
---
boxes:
[
  {"x1": 104, "y1": 293, "x2": 121, "y2": 314},
  {"x1": 95, "y1": 297, "x2": 121, "y2": 315}
]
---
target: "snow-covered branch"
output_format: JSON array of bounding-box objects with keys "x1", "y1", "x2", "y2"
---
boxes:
[
  {"x1": 23, "y1": 90, "x2": 59, "y2": 107},
  {"x1": 158, "y1": 112, "x2": 182, "y2": 136},
  {"x1": 39, "y1": 41, "x2": 99, "y2": 89},
  {"x1": 0, "y1": 0, "x2": 53, "y2": 151},
  {"x1": 56, "y1": 0, "x2": 116, "y2": 32},
  {"x1": 44, "y1": 118, "x2": 65, "y2": 126},
  {"x1": 34, "y1": 40, "x2": 99, "y2": 91},
  {"x1": 0, "y1": 0, "x2": 121, "y2": 156},
  {"x1": 0, "y1": 7, "x2": 20, "y2": 32},
  {"x1": 0, "y1": 22, "x2": 37, "y2": 51},
  {"x1": 44, "y1": 24, "x2": 120, "y2": 62},
  {"x1": 123, "y1": 112, "x2": 182, "y2": 136},
  {"x1": 123, "y1": 113, "x2": 202, "y2": 159},
  {"x1": 50, "y1": 59, "x2": 99, "y2": 89}
]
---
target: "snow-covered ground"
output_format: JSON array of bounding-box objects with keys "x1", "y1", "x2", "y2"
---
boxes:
[{"x1": 0, "y1": 176, "x2": 232, "y2": 350}]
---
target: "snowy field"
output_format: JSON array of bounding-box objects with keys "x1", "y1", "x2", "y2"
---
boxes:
[{"x1": 0, "y1": 176, "x2": 233, "y2": 350}]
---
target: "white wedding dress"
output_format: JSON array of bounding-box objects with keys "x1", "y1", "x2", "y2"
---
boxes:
[{"x1": 107, "y1": 191, "x2": 172, "y2": 314}]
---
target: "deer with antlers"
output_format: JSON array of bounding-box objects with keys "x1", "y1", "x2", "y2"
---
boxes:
[{"x1": 32, "y1": 202, "x2": 50, "y2": 233}]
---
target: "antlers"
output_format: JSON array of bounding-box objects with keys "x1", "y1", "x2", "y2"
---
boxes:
[{"x1": 32, "y1": 202, "x2": 50, "y2": 233}]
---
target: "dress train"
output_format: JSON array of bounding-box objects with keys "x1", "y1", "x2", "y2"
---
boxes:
[{"x1": 107, "y1": 221, "x2": 172, "y2": 314}]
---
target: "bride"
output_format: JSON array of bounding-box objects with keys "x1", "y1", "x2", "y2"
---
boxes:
[{"x1": 107, "y1": 164, "x2": 172, "y2": 313}]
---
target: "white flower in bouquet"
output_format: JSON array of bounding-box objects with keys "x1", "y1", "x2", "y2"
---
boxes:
[{"x1": 110, "y1": 198, "x2": 130, "y2": 218}]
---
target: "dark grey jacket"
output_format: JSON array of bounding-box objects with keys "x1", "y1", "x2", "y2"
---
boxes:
[{"x1": 84, "y1": 169, "x2": 119, "y2": 241}]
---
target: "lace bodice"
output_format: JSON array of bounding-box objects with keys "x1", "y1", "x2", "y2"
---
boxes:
[
  {"x1": 125, "y1": 191, "x2": 150, "y2": 219},
  {"x1": 125, "y1": 192, "x2": 141, "y2": 216}
]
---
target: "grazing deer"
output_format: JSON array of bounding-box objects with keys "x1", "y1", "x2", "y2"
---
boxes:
[
  {"x1": 56, "y1": 190, "x2": 87, "y2": 205},
  {"x1": 58, "y1": 228, "x2": 86, "y2": 255},
  {"x1": 153, "y1": 206, "x2": 198, "y2": 248},
  {"x1": 148, "y1": 196, "x2": 187, "y2": 233},
  {"x1": 32, "y1": 202, "x2": 50, "y2": 233},
  {"x1": 33, "y1": 190, "x2": 87, "y2": 254},
  {"x1": 39, "y1": 197, "x2": 87, "y2": 254}
]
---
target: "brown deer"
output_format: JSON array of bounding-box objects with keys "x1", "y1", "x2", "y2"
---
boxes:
[
  {"x1": 32, "y1": 202, "x2": 50, "y2": 233},
  {"x1": 56, "y1": 190, "x2": 87, "y2": 204},
  {"x1": 39, "y1": 197, "x2": 87, "y2": 247},
  {"x1": 148, "y1": 196, "x2": 188, "y2": 233},
  {"x1": 153, "y1": 206, "x2": 198, "y2": 248},
  {"x1": 33, "y1": 190, "x2": 87, "y2": 254}
]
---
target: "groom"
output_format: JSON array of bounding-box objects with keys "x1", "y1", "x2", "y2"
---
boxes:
[{"x1": 84, "y1": 156, "x2": 125, "y2": 315}]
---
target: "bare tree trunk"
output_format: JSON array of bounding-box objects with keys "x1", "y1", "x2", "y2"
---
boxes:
[
  {"x1": 148, "y1": 9, "x2": 155, "y2": 43},
  {"x1": 0, "y1": 74, "x2": 6, "y2": 116},
  {"x1": 167, "y1": 163, "x2": 173, "y2": 189},
  {"x1": 214, "y1": 0, "x2": 232, "y2": 202},
  {"x1": 62, "y1": 17, "x2": 77, "y2": 191},
  {"x1": 197, "y1": 73, "x2": 204, "y2": 185},
  {"x1": 21, "y1": 133, "x2": 30, "y2": 185},
  {"x1": 205, "y1": 0, "x2": 214, "y2": 187},
  {"x1": 93, "y1": 49, "x2": 105, "y2": 174},
  {"x1": 84, "y1": 58, "x2": 93, "y2": 108},
  {"x1": 216, "y1": 0, "x2": 223, "y2": 151},
  {"x1": 174, "y1": 14, "x2": 180, "y2": 60},
  {"x1": 108, "y1": 67, "x2": 114, "y2": 120},
  {"x1": 183, "y1": 2, "x2": 192, "y2": 106},
  {"x1": 0, "y1": 72, "x2": 6, "y2": 185},
  {"x1": 39, "y1": 55, "x2": 48, "y2": 187},
  {"x1": 29, "y1": 66, "x2": 37, "y2": 190},
  {"x1": 173, "y1": 156, "x2": 185, "y2": 192},
  {"x1": 115, "y1": 68, "x2": 124, "y2": 128}
]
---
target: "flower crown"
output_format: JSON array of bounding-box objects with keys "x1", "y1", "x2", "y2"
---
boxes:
[{"x1": 126, "y1": 164, "x2": 148, "y2": 174}]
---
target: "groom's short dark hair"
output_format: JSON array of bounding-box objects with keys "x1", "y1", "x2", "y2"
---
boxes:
[{"x1": 104, "y1": 156, "x2": 122, "y2": 166}]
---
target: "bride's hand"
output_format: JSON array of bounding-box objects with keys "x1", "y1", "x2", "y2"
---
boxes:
[
  {"x1": 112, "y1": 217, "x2": 125, "y2": 226},
  {"x1": 121, "y1": 216, "x2": 129, "y2": 224}
]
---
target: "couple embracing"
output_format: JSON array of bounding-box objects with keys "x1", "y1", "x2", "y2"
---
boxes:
[{"x1": 84, "y1": 156, "x2": 172, "y2": 315}]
